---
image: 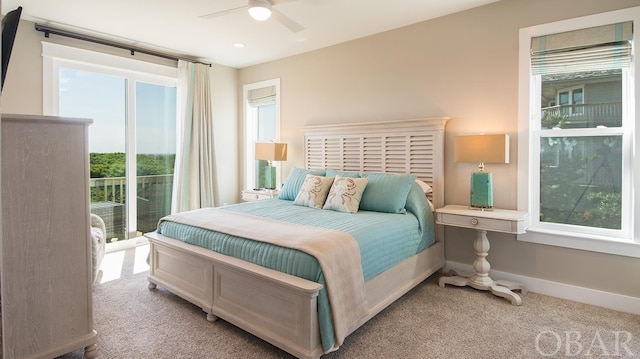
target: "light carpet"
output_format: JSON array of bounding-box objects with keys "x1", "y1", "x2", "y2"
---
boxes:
[{"x1": 58, "y1": 245, "x2": 640, "y2": 358}]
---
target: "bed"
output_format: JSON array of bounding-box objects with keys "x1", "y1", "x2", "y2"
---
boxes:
[{"x1": 145, "y1": 117, "x2": 448, "y2": 358}]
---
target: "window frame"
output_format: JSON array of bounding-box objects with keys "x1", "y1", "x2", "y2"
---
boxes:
[
  {"x1": 517, "y1": 7, "x2": 640, "y2": 258},
  {"x1": 242, "y1": 78, "x2": 281, "y2": 191}
]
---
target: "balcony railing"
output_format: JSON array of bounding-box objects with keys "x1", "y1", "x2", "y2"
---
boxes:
[
  {"x1": 89, "y1": 174, "x2": 173, "y2": 241},
  {"x1": 541, "y1": 102, "x2": 622, "y2": 129}
]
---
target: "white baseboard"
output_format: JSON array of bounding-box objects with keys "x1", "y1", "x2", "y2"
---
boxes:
[{"x1": 444, "y1": 261, "x2": 640, "y2": 316}]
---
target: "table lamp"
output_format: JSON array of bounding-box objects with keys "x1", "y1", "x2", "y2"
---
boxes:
[
  {"x1": 255, "y1": 142, "x2": 287, "y2": 190},
  {"x1": 454, "y1": 134, "x2": 509, "y2": 209}
]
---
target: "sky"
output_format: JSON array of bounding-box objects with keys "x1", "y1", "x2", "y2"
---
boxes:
[{"x1": 58, "y1": 68, "x2": 177, "y2": 154}]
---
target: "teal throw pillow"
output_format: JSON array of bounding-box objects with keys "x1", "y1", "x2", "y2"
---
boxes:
[
  {"x1": 359, "y1": 173, "x2": 416, "y2": 214},
  {"x1": 279, "y1": 168, "x2": 326, "y2": 200},
  {"x1": 325, "y1": 169, "x2": 362, "y2": 178}
]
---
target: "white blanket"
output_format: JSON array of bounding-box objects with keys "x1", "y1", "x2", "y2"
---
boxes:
[{"x1": 159, "y1": 207, "x2": 369, "y2": 347}]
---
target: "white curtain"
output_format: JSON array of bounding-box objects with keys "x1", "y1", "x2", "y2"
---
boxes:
[{"x1": 172, "y1": 60, "x2": 216, "y2": 212}]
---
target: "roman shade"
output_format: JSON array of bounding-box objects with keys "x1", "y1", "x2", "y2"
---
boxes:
[
  {"x1": 247, "y1": 85, "x2": 276, "y2": 107},
  {"x1": 531, "y1": 21, "x2": 633, "y2": 75}
]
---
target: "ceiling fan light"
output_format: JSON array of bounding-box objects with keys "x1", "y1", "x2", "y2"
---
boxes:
[{"x1": 248, "y1": 0, "x2": 272, "y2": 21}]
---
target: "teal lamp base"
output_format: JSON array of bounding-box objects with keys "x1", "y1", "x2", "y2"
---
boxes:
[
  {"x1": 264, "y1": 165, "x2": 276, "y2": 190},
  {"x1": 470, "y1": 171, "x2": 493, "y2": 209}
]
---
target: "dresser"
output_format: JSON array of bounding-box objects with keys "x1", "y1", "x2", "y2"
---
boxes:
[{"x1": 1, "y1": 114, "x2": 97, "y2": 358}]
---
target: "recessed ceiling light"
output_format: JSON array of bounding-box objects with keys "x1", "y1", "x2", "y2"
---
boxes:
[{"x1": 234, "y1": 42, "x2": 246, "y2": 48}]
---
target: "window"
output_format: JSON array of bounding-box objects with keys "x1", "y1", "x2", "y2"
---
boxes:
[
  {"x1": 243, "y1": 79, "x2": 281, "y2": 190},
  {"x1": 556, "y1": 86, "x2": 584, "y2": 115},
  {"x1": 43, "y1": 43, "x2": 178, "y2": 245},
  {"x1": 518, "y1": 7, "x2": 640, "y2": 257}
]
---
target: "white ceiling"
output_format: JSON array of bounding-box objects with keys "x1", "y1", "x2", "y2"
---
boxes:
[{"x1": 3, "y1": 0, "x2": 501, "y2": 69}]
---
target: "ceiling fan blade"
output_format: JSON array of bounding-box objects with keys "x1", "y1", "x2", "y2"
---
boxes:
[
  {"x1": 200, "y1": 5, "x2": 248, "y2": 19},
  {"x1": 271, "y1": 8, "x2": 304, "y2": 33},
  {"x1": 271, "y1": 0, "x2": 296, "y2": 5}
]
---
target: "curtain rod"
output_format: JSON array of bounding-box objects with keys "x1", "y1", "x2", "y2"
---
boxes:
[{"x1": 34, "y1": 23, "x2": 211, "y2": 67}]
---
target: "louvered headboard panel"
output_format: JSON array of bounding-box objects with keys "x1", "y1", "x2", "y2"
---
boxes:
[{"x1": 302, "y1": 118, "x2": 449, "y2": 209}]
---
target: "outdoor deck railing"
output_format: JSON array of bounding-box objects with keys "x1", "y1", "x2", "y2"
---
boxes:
[
  {"x1": 89, "y1": 174, "x2": 173, "y2": 203},
  {"x1": 90, "y1": 174, "x2": 173, "y2": 240},
  {"x1": 541, "y1": 102, "x2": 622, "y2": 128}
]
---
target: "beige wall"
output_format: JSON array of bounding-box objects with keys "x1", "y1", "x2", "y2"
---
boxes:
[
  {"x1": 1, "y1": 19, "x2": 240, "y2": 206},
  {"x1": 238, "y1": 0, "x2": 640, "y2": 298}
]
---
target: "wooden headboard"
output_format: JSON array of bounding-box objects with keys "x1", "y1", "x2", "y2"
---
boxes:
[{"x1": 301, "y1": 118, "x2": 449, "y2": 209}]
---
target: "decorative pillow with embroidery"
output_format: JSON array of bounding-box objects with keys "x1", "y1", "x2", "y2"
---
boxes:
[
  {"x1": 279, "y1": 167, "x2": 327, "y2": 200},
  {"x1": 323, "y1": 175, "x2": 369, "y2": 213},
  {"x1": 293, "y1": 175, "x2": 334, "y2": 209}
]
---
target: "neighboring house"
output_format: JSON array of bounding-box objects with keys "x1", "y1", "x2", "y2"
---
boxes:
[{"x1": 541, "y1": 70, "x2": 622, "y2": 129}]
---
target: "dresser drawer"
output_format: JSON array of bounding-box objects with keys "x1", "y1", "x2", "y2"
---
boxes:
[
  {"x1": 241, "y1": 190, "x2": 279, "y2": 202},
  {"x1": 437, "y1": 212, "x2": 520, "y2": 233},
  {"x1": 242, "y1": 192, "x2": 269, "y2": 201}
]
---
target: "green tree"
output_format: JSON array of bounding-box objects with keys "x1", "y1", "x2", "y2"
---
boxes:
[
  {"x1": 539, "y1": 137, "x2": 621, "y2": 230},
  {"x1": 89, "y1": 153, "x2": 175, "y2": 178}
]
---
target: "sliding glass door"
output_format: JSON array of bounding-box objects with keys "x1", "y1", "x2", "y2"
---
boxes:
[
  {"x1": 58, "y1": 68, "x2": 177, "y2": 242},
  {"x1": 44, "y1": 43, "x2": 178, "y2": 244}
]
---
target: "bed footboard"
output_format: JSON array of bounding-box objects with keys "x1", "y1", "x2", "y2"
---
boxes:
[
  {"x1": 145, "y1": 230, "x2": 444, "y2": 359},
  {"x1": 146, "y1": 232, "x2": 325, "y2": 359}
]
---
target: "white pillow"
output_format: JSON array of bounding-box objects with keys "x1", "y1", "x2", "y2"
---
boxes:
[
  {"x1": 415, "y1": 179, "x2": 433, "y2": 194},
  {"x1": 323, "y1": 175, "x2": 368, "y2": 213},
  {"x1": 293, "y1": 174, "x2": 334, "y2": 209}
]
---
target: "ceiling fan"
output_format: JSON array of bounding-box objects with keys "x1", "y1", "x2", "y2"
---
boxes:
[{"x1": 200, "y1": 0, "x2": 304, "y2": 33}]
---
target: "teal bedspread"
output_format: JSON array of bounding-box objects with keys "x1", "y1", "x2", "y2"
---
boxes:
[{"x1": 156, "y1": 181, "x2": 435, "y2": 351}]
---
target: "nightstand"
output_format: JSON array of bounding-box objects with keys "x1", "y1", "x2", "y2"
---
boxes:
[
  {"x1": 435, "y1": 204, "x2": 528, "y2": 305},
  {"x1": 241, "y1": 189, "x2": 279, "y2": 201}
]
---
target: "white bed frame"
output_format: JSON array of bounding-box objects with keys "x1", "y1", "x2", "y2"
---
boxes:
[{"x1": 146, "y1": 117, "x2": 449, "y2": 359}]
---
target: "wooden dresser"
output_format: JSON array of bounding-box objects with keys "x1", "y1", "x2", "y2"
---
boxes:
[{"x1": 1, "y1": 114, "x2": 98, "y2": 358}]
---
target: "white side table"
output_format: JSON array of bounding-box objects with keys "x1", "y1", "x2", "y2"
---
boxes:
[
  {"x1": 436, "y1": 204, "x2": 528, "y2": 305},
  {"x1": 241, "y1": 189, "x2": 279, "y2": 202}
]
